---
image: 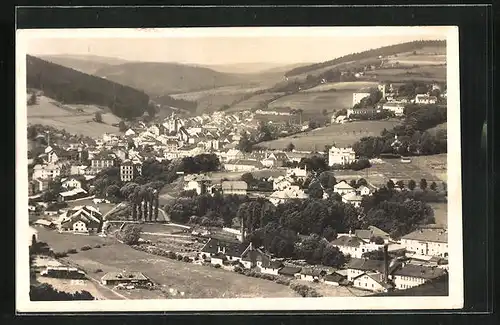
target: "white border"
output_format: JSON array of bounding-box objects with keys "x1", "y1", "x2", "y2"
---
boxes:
[{"x1": 15, "y1": 26, "x2": 462, "y2": 313}]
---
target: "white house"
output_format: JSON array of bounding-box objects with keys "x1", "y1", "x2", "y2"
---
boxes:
[
  {"x1": 352, "y1": 272, "x2": 391, "y2": 293},
  {"x1": 221, "y1": 180, "x2": 248, "y2": 196},
  {"x1": 58, "y1": 205, "x2": 102, "y2": 234},
  {"x1": 125, "y1": 128, "x2": 136, "y2": 137},
  {"x1": 273, "y1": 176, "x2": 293, "y2": 191},
  {"x1": 184, "y1": 180, "x2": 204, "y2": 195},
  {"x1": 32, "y1": 163, "x2": 61, "y2": 180},
  {"x1": 269, "y1": 186, "x2": 308, "y2": 206},
  {"x1": 414, "y1": 94, "x2": 438, "y2": 105},
  {"x1": 357, "y1": 185, "x2": 372, "y2": 196},
  {"x1": 299, "y1": 268, "x2": 327, "y2": 282},
  {"x1": 341, "y1": 192, "x2": 363, "y2": 208},
  {"x1": 333, "y1": 181, "x2": 355, "y2": 195},
  {"x1": 61, "y1": 177, "x2": 82, "y2": 190},
  {"x1": 345, "y1": 258, "x2": 386, "y2": 282},
  {"x1": 400, "y1": 226, "x2": 448, "y2": 258},
  {"x1": 331, "y1": 235, "x2": 378, "y2": 259},
  {"x1": 328, "y1": 146, "x2": 356, "y2": 166},
  {"x1": 260, "y1": 260, "x2": 284, "y2": 276},
  {"x1": 382, "y1": 102, "x2": 406, "y2": 116},
  {"x1": 323, "y1": 272, "x2": 346, "y2": 286},
  {"x1": 392, "y1": 264, "x2": 447, "y2": 290}
]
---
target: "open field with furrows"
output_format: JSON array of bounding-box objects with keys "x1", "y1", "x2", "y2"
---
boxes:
[
  {"x1": 259, "y1": 120, "x2": 400, "y2": 151},
  {"x1": 28, "y1": 96, "x2": 121, "y2": 137},
  {"x1": 37, "y1": 228, "x2": 298, "y2": 299},
  {"x1": 267, "y1": 91, "x2": 353, "y2": 119},
  {"x1": 225, "y1": 92, "x2": 286, "y2": 112},
  {"x1": 301, "y1": 81, "x2": 380, "y2": 93},
  {"x1": 365, "y1": 65, "x2": 446, "y2": 82}
]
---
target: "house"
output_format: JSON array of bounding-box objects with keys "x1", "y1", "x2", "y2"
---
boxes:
[
  {"x1": 199, "y1": 237, "x2": 250, "y2": 263},
  {"x1": 260, "y1": 260, "x2": 284, "y2": 275},
  {"x1": 347, "y1": 107, "x2": 379, "y2": 118},
  {"x1": 333, "y1": 181, "x2": 355, "y2": 195},
  {"x1": 345, "y1": 258, "x2": 386, "y2": 281},
  {"x1": 58, "y1": 188, "x2": 88, "y2": 202},
  {"x1": 61, "y1": 177, "x2": 82, "y2": 190},
  {"x1": 355, "y1": 226, "x2": 391, "y2": 243},
  {"x1": 382, "y1": 102, "x2": 405, "y2": 116},
  {"x1": 223, "y1": 159, "x2": 263, "y2": 172},
  {"x1": 70, "y1": 165, "x2": 89, "y2": 176},
  {"x1": 323, "y1": 272, "x2": 347, "y2": 286},
  {"x1": 32, "y1": 163, "x2": 61, "y2": 180},
  {"x1": 285, "y1": 151, "x2": 313, "y2": 163},
  {"x1": 269, "y1": 186, "x2": 308, "y2": 206},
  {"x1": 125, "y1": 129, "x2": 136, "y2": 137},
  {"x1": 224, "y1": 149, "x2": 245, "y2": 162},
  {"x1": 261, "y1": 152, "x2": 289, "y2": 168},
  {"x1": 352, "y1": 272, "x2": 392, "y2": 293},
  {"x1": 221, "y1": 180, "x2": 248, "y2": 196},
  {"x1": 273, "y1": 176, "x2": 293, "y2": 191},
  {"x1": 240, "y1": 245, "x2": 271, "y2": 269},
  {"x1": 120, "y1": 159, "x2": 142, "y2": 182},
  {"x1": 341, "y1": 192, "x2": 363, "y2": 208},
  {"x1": 58, "y1": 205, "x2": 102, "y2": 234},
  {"x1": 277, "y1": 266, "x2": 302, "y2": 278},
  {"x1": 33, "y1": 219, "x2": 55, "y2": 229},
  {"x1": 165, "y1": 139, "x2": 179, "y2": 152},
  {"x1": 400, "y1": 226, "x2": 448, "y2": 258},
  {"x1": 90, "y1": 151, "x2": 116, "y2": 174},
  {"x1": 328, "y1": 146, "x2": 356, "y2": 166},
  {"x1": 392, "y1": 264, "x2": 447, "y2": 290},
  {"x1": 299, "y1": 268, "x2": 327, "y2": 282},
  {"x1": 101, "y1": 271, "x2": 151, "y2": 286},
  {"x1": 331, "y1": 235, "x2": 373, "y2": 259},
  {"x1": 43, "y1": 146, "x2": 59, "y2": 164},
  {"x1": 352, "y1": 90, "x2": 371, "y2": 106},
  {"x1": 29, "y1": 178, "x2": 49, "y2": 194},
  {"x1": 357, "y1": 185, "x2": 372, "y2": 196},
  {"x1": 414, "y1": 94, "x2": 438, "y2": 105}
]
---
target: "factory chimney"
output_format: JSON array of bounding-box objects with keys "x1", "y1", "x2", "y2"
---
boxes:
[{"x1": 383, "y1": 244, "x2": 390, "y2": 283}]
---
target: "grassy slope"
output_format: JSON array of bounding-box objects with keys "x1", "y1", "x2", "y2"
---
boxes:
[
  {"x1": 39, "y1": 55, "x2": 129, "y2": 75},
  {"x1": 259, "y1": 120, "x2": 400, "y2": 151},
  {"x1": 28, "y1": 96, "x2": 121, "y2": 137}
]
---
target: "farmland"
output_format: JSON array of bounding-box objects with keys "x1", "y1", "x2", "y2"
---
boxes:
[
  {"x1": 225, "y1": 92, "x2": 286, "y2": 113},
  {"x1": 36, "y1": 228, "x2": 299, "y2": 299},
  {"x1": 27, "y1": 96, "x2": 121, "y2": 137},
  {"x1": 259, "y1": 120, "x2": 400, "y2": 151},
  {"x1": 364, "y1": 65, "x2": 446, "y2": 82},
  {"x1": 301, "y1": 81, "x2": 379, "y2": 93}
]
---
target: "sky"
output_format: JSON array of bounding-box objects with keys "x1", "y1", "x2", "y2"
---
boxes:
[{"x1": 23, "y1": 27, "x2": 449, "y2": 66}]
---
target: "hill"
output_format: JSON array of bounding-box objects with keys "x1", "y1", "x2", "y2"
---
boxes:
[
  {"x1": 285, "y1": 40, "x2": 446, "y2": 77},
  {"x1": 39, "y1": 54, "x2": 129, "y2": 75},
  {"x1": 93, "y1": 62, "x2": 257, "y2": 96},
  {"x1": 26, "y1": 55, "x2": 150, "y2": 119}
]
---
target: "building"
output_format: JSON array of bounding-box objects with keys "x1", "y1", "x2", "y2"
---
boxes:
[
  {"x1": 223, "y1": 159, "x2": 263, "y2": 172},
  {"x1": 299, "y1": 268, "x2": 327, "y2": 282},
  {"x1": 32, "y1": 163, "x2": 61, "y2": 180},
  {"x1": 352, "y1": 91, "x2": 371, "y2": 107},
  {"x1": 341, "y1": 192, "x2": 363, "y2": 208},
  {"x1": 331, "y1": 235, "x2": 375, "y2": 259},
  {"x1": 328, "y1": 146, "x2": 356, "y2": 166},
  {"x1": 261, "y1": 152, "x2": 289, "y2": 168},
  {"x1": 221, "y1": 180, "x2": 248, "y2": 196},
  {"x1": 199, "y1": 237, "x2": 250, "y2": 263},
  {"x1": 277, "y1": 266, "x2": 302, "y2": 278},
  {"x1": 269, "y1": 186, "x2": 308, "y2": 206},
  {"x1": 382, "y1": 102, "x2": 406, "y2": 117},
  {"x1": 120, "y1": 159, "x2": 142, "y2": 182},
  {"x1": 58, "y1": 188, "x2": 88, "y2": 202},
  {"x1": 400, "y1": 226, "x2": 448, "y2": 258},
  {"x1": 260, "y1": 260, "x2": 284, "y2": 275},
  {"x1": 352, "y1": 272, "x2": 392, "y2": 293},
  {"x1": 345, "y1": 258, "x2": 386, "y2": 281},
  {"x1": 392, "y1": 264, "x2": 447, "y2": 290},
  {"x1": 333, "y1": 181, "x2": 355, "y2": 195},
  {"x1": 355, "y1": 226, "x2": 391, "y2": 243},
  {"x1": 101, "y1": 271, "x2": 152, "y2": 286},
  {"x1": 414, "y1": 94, "x2": 438, "y2": 105},
  {"x1": 323, "y1": 272, "x2": 347, "y2": 286},
  {"x1": 286, "y1": 167, "x2": 307, "y2": 179},
  {"x1": 61, "y1": 177, "x2": 82, "y2": 190},
  {"x1": 58, "y1": 205, "x2": 102, "y2": 234},
  {"x1": 347, "y1": 107, "x2": 378, "y2": 118},
  {"x1": 240, "y1": 245, "x2": 271, "y2": 269},
  {"x1": 357, "y1": 185, "x2": 372, "y2": 196},
  {"x1": 90, "y1": 151, "x2": 116, "y2": 174}
]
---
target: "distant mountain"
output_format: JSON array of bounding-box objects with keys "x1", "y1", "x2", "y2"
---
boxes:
[
  {"x1": 39, "y1": 54, "x2": 130, "y2": 75},
  {"x1": 26, "y1": 55, "x2": 150, "y2": 119},
  {"x1": 93, "y1": 62, "x2": 254, "y2": 96},
  {"x1": 285, "y1": 40, "x2": 446, "y2": 77},
  {"x1": 202, "y1": 62, "x2": 314, "y2": 74}
]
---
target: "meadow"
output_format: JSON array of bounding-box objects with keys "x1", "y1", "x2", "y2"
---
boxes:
[
  {"x1": 27, "y1": 96, "x2": 121, "y2": 137},
  {"x1": 226, "y1": 92, "x2": 286, "y2": 112},
  {"x1": 301, "y1": 81, "x2": 379, "y2": 93},
  {"x1": 365, "y1": 65, "x2": 446, "y2": 82},
  {"x1": 258, "y1": 120, "x2": 400, "y2": 151}
]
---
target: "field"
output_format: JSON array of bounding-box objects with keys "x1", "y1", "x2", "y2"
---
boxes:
[
  {"x1": 259, "y1": 120, "x2": 400, "y2": 151},
  {"x1": 365, "y1": 65, "x2": 446, "y2": 82},
  {"x1": 292, "y1": 280, "x2": 371, "y2": 297},
  {"x1": 226, "y1": 92, "x2": 285, "y2": 112},
  {"x1": 268, "y1": 91, "x2": 353, "y2": 119},
  {"x1": 410, "y1": 154, "x2": 447, "y2": 182},
  {"x1": 37, "y1": 228, "x2": 299, "y2": 299},
  {"x1": 302, "y1": 81, "x2": 379, "y2": 93},
  {"x1": 28, "y1": 96, "x2": 121, "y2": 137}
]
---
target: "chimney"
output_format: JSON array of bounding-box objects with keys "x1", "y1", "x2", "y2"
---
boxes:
[{"x1": 383, "y1": 244, "x2": 389, "y2": 283}]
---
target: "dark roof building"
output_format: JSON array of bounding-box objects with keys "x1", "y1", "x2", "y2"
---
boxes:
[
  {"x1": 278, "y1": 266, "x2": 302, "y2": 277},
  {"x1": 392, "y1": 264, "x2": 447, "y2": 281}
]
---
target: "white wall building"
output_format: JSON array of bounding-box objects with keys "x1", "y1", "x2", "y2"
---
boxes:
[
  {"x1": 328, "y1": 146, "x2": 356, "y2": 166},
  {"x1": 400, "y1": 227, "x2": 448, "y2": 258}
]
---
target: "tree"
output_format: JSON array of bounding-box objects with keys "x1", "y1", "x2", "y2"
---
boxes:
[
  {"x1": 286, "y1": 142, "x2": 295, "y2": 152},
  {"x1": 408, "y1": 179, "x2": 417, "y2": 191},
  {"x1": 430, "y1": 181, "x2": 438, "y2": 191},
  {"x1": 120, "y1": 224, "x2": 142, "y2": 245},
  {"x1": 241, "y1": 173, "x2": 254, "y2": 185},
  {"x1": 94, "y1": 112, "x2": 103, "y2": 123},
  {"x1": 30, "y1": 283, "x2": 94, "y2": 301},
  {"x1": 146, "y1": 103, "x2": 157, "y2": 118},
  {"x1": 322, "y1": 109, "x2": 328, "y2": 116},
  {"x1": 308, "y1": 120, "x2": 320, "y2": 130},
  {"x1": 319, "y1": 172, "x2": 336, "y2": 189},
  {"x1": 386, "y1": 180, "x2": 395, "y2": 190},
  {"x1": 442, "y1": 182, "x2": 447, "y2": 192},
  {"x1": 420, "y1": 178, "x2": 428, "y2": 191},
  {"x1": 308, "y1": 181, "x2": 324, "y2": 199},
  {"x1": 370, "y1": 236, "x2": 385, "y2": 245},
  {"x1": 118, "y1": 121, "x2": 127, "y2": 132},
  {"x1": 27, "y1": 93, "x2": 38, "y2": 106},
  {"x1": 237, "y1": 133, "x2": 253, "y2": 153},
  {"x1": 321, "y1": 245, "x2": 347, "y2": 267},
  {"x1": 349, "y1": 180, "x2": 357, "y2": 188},
  {"x1": 357, "y1": 178, "x2": 368, "y2": 187},
  {"x1": 396, "y1": 180, "x2": 405, "y2": 190},
  {"x1": 105, "y1": 184, "x2": 121, "y2": 198}
]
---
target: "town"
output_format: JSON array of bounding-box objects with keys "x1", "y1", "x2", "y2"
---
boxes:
[{"x1": 28, "y1": 77, "x2": 449, "y2": 300}]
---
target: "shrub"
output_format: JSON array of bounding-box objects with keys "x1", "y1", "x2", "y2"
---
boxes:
[
  {"x1": 80, "y1": 245, "x2": 92, "y2": 251},
  {"x1": 275, "y1": 278, "x2": 291, "y2": 286},
  {"x1": 168, "y1": 252, "x2": 177, "y2": 259},
  {"x1": 67, "y1": 249, "x2": 77, "y2": 254},
  {"x1": 233, "y1": 266, "x2": 243, "y2": 273},
  {"x1": 54, "y1": 252, "x2": 68, "y2": 258},
  {"x1": 94, "y1": 244, "x2": 101, "y2": 248},
  {"x1": 177, "y1": 255, "x2": 183, "y2": 261},
  {"x1": 94, "y1": 269, "x2": 103, "y2": 273},
  {"x1": 214, "y1": 264, "x2": 221, "y2": 269},
  {"x1": 183, "y1": 256, "x2": 191, "y2": 263}
]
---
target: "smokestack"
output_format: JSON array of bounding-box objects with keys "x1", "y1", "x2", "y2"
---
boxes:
[{"x1": 383, "y1": 244, "x2": 389, "y2": 283}]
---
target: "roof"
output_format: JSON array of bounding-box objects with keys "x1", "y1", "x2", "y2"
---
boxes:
[
  {"x1": 225, "y1": 159, "x2": 263, "y2": 168},
  {"x1": 59, "y1": 188, "x2": 87, "y2": 197},
  {"x1": 401, "y1": 228, "x2": 448, "y2": 243},
  {"x1": 301, "y1": 268, "x2": 326, "y2": 277},
  {"x1": 331, "y1": 235, "x2": 365, "y2": 248},
  {"x1": 241, "y1": 247, "x2": 271, "y2": 264},
  {"x1": 221, "y1": 180, "x2": 248, "y2": 191},
  {"x1": 278, "y1": 266, "x2": 302, "y2": 276},
  {"x1": 34, "y1": 219, "x2": 53, "y2": 226},
  {"x1": 334, "y1": 181, "x2": 354, "y2": 190},
  {"x1": 101, "y1": 272, "x2": 149, "y2": 282},
  {"x1": 371, "y1": 274, "x2": 449, "y2": 296},
  {"x1": 92, "y1": 150, "x2": 116, "y2": 160},
  {"x1": 346, "y1": 258, "x2": 385, "y2": 272},
  {"x1": 200, "y1": 237, "x2": 250, "y2": 258},
  {"x1": 393, "y1": 264, "x2": 447, "y2": 280},
  {"x1": 342, "y1": 192, "x2": 363, "y2": 202},
  {"x1": 355, "y1": 226, "x2": 390, "y2": 240},
  {"x1": 324, "y1": 272, "x2": 346, "y2": 283},
  {"x1": 262, "y1": 260, "x2": 284, "y2": 269}
]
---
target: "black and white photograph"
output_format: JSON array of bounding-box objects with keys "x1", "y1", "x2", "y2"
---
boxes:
[{"x1": 16, "y1": 26, "x2": 463, "y2": 312}]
